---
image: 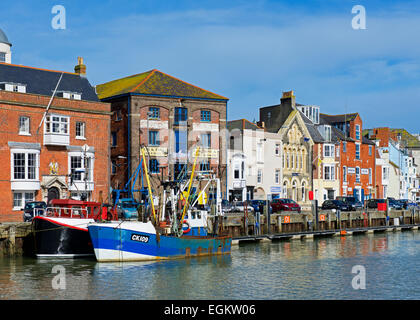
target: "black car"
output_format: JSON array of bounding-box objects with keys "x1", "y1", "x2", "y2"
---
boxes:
[
  {"x1": 365, "y1": 199, "x2": 386, "y2": 209},
  {"x1": 336, "y1": 196, "x2": 363, "y2": 211},
  {"x1": 22, "y1": 201, "x2": 47, "y2": 222},
  {"x1": 321, "y1": 200, "x2": 351, "y2": 211}
]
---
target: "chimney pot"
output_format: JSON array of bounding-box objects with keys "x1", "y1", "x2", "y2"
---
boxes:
[{"x1": 75, "y1": 56, "x2": 86, "y2": 77}]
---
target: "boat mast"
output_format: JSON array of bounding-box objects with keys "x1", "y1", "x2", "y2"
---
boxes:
[
  {"x1": 141, "y1": 147, "x2": 157, "y2": 224},
  {"x1": 179, "y1": 147, "x2": 200, "y2": 224}
]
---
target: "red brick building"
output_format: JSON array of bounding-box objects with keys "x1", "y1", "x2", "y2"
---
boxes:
[
  {"x1": 96, "y1": 69, "x2": 228, "y2": 201},
  {"x1": 320, "y1": 113, "x2": 377, "y2": 201},
  {"x1": 0, "y1": 59, "x2": 111, "y2": 222}
]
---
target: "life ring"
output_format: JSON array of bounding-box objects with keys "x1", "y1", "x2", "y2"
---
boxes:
[{"x1": 182, "y1": 220, "x2": 191, "y2": 234}]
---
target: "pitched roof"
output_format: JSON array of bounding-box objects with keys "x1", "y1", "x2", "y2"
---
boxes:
[
  {"x1": 227, "y1": 119, "x2": 264, "y2": 131},
  {"x1": 390, "y1": 128, "x2": 420, "y2": 149},
  {"x1": 96, "y1": 69, "x2": 228, "y2": 101},
  {"x1": 0, "y1": 62, "x2": 99, "y2": 102},
  {"x1": 320, "y1": 113, "x2": 358, "y2": 124}
]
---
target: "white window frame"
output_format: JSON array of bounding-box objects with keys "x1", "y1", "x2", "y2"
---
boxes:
[
  {"x1": 11, "y1": 149, "x2": 40, "y2": 181},
  {"x1": 275, "y1": 169, "x2": 280, "y2": 184},
  {"x1": 325, "y1": 125, "x2": 332, "y2": 142},
  {"x1": 356, "y1": 167, "x2": 361, "y2": 183},
  {"x1": 45, "y1": 114, "x2": 69, "y2": 135},
  {"x1": 323, "y1": 144, "x2": 335, "y2": 158},
  {"x1": 12, "y1": 191, "x2": 35, "y2": 211},
  {"x1": 75, "y1": 121, "x2": 86, "y2": 140},
  {"x1": 355, "y1": 124, "x2": 361, "y2": 140},
  {"x1": 355, "y1": 143, "x2": 361, "y2": 160},
  {"x1": 323, "y1": 164, "x2": 335, "y2": 181},
  {"x1": 68, "y1": 151, "x2": 94, "y2": 184},
  {"x1": 19, "y1": 116, "x2": 31, "y2": 135},
  {"x1": 257, "y1": 169, "x2": 263, "y2": 184}
]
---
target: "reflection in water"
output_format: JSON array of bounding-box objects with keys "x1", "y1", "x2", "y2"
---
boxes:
[{"x1": 1, "y1": 231, "x2": 420, "y2": 299}]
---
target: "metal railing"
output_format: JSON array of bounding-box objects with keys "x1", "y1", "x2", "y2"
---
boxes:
[{"x1": 34, "y1": 206, "x2": 90, "y2": 219}]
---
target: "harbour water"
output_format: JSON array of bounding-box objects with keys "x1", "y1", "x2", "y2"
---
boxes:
[{"x1": 1, "y1": 230, "x2": 420, "y2": 300}]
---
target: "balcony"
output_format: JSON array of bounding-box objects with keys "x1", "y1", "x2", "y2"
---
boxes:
[
  {"x1": 44, "y1": 133, "x2": 70, "y2": 146},
  {"x1": 44, "y1": 115, "x2": 70, "y2": 146}
]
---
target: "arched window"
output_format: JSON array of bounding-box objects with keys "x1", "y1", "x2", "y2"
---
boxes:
[
  {"x1": 301, "y1": 181, "x2": 306, "y2": 202},
  {"x1": 283, "y1": 181, "x2": 288, "y2": 198},
  {"x1": 292, "y1": 180, "x2": 298, "y2": 201}
]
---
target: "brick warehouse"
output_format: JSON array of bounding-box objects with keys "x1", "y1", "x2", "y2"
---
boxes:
[
  {"x1": 0, "y1": 56, "x2": 111, "y2": 222},
  {"x1": 96, "y1": 69, "x2": 228, "y2": 201}
]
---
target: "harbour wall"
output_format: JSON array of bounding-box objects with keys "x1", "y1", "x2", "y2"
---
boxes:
[{"x1": 0, "y1": 208, "x2": 419, "y2": 257}]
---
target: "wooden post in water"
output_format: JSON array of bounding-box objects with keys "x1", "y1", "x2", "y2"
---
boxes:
[{"x1": 8, "y1": 226, "x2": 16, "y2": 255}]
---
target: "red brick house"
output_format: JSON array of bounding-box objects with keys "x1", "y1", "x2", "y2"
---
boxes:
[
  {"x1": 0, "y1": 58, "x2": 111, "y2": 222},
  {"x1": 320, "y1": 113, "x2": 377, "y2": 202}
]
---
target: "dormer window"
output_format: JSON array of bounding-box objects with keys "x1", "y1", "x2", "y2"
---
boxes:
[
  {"x1": 56, "y1": 91, "x2": 81, "y2": 100},
  {"x1": 325, "y1": 125, "x2": 331, "y2": 141},
  {"x1": 0, "y1": 82, "x2": 26, "y2": 93},
  {"x1": 297, "y1": 105, "x2": 320, "y2": 124}
]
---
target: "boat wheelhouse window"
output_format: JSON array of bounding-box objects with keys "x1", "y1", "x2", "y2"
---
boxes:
[{"x1": 0, "y1": 52, "x2": 5, "y2": 63}]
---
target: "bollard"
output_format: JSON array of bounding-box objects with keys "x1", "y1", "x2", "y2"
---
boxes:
[{"x1": 8, "y1": 226, "x2": 16, "y2": 255}]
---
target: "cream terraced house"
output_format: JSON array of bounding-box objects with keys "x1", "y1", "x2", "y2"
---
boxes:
[{"x1": 227, "y1": 119, "x2": 283, "y2": 202}]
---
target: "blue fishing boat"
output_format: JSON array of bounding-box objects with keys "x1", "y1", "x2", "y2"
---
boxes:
[
  {"x1": 88, "y1": 146, "x2": 231, "y2": 262},
  {"x1": 88, "y1": 220, "x2": 231, "y2": 262}
]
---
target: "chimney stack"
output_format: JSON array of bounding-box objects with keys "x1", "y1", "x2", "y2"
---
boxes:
[
  {"x1": 280, "y1": 90, "x2": 296, "y2": 109},
  {"x1": 74, "y1": 57, "x2": 86, "y2": 77}
]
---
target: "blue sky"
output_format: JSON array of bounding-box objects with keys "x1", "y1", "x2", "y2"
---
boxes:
[{"x1": 1, "y1": 0, "x2": 420, "y2": 133}]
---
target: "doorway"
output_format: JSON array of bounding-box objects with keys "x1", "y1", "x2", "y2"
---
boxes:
[{"x1": 47, "y1": 187, "x2": 60, "y2": 204}]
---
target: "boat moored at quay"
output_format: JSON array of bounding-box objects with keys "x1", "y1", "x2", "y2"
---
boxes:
[
  {"x1": 32, "y1": 199, "x2": 118, "y2": 258},
  {"x1": 88, "y1": 147, "x2": 232, "y2": 262}
]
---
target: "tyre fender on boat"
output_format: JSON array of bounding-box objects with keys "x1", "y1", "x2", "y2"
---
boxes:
[{"x1": 182, "y1": 220, "x2": 191, "y2": 234}]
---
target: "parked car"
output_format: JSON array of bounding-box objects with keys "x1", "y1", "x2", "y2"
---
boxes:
[
  {"x1": 231, "y1": 201, "x2": 254, "y2": 213},
  {"x1": 398, "y1": 199, "x2": 417, "y2": 209},
  {"x1": 366, "y1": 199, "x2": 386, "y2": 209},
  {"x1": 221, "y1": 200, "x2": 233, "y2": 214},
  {"x1": 249, "y1": 200, "x2": 273, "y2": 214},
  {"x1": 321, "y1": 200, "x2": 351, "y2": 211},
  {"x1": 116, "y1": 198, "x2": 140, "y2": 219},
  {"x1": 387, "y1": 198, "x2": 403, "y2": 210},
  {"x1": 22, "y1": 201, "x2": 47, "y2": 222},
  {"x1": 270, "y1": 198, "x2": 301, "y2": 213},
  {"x1": 336, "y1": 196, "x2": 363, "y2": 211}
]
